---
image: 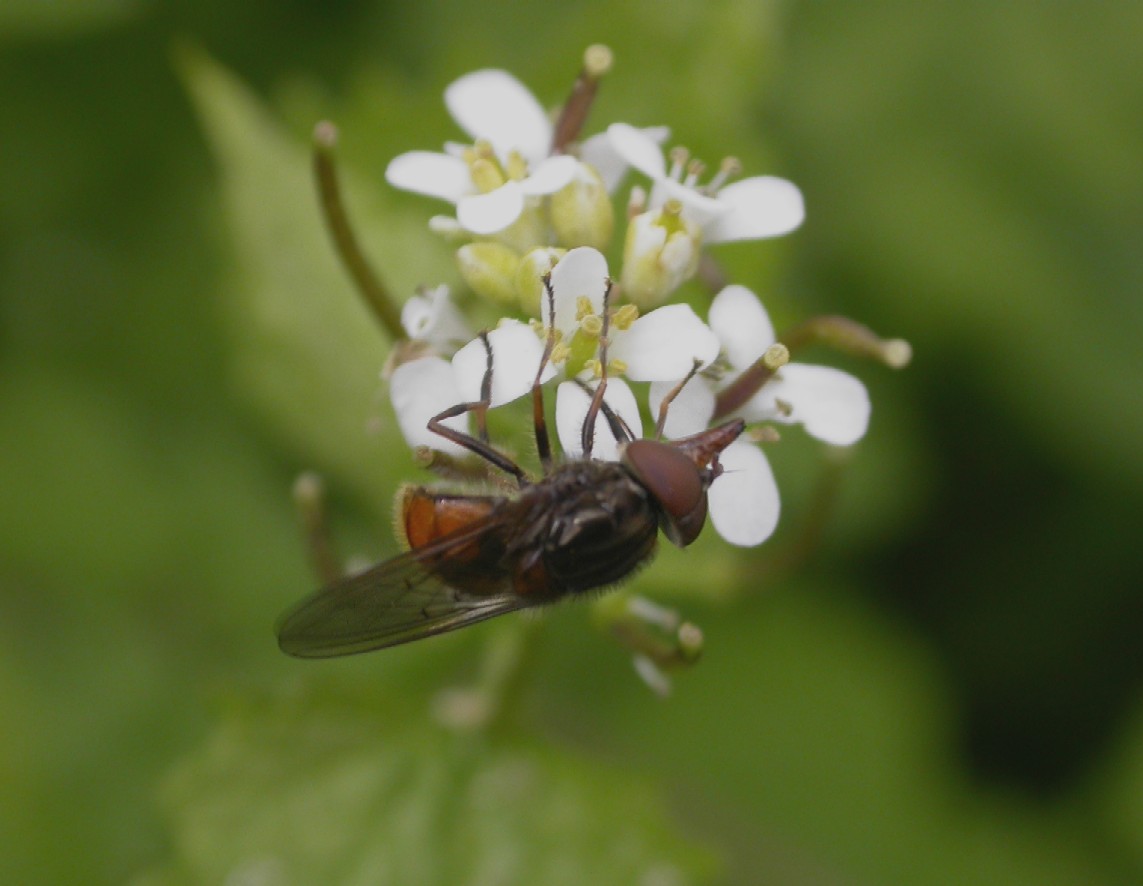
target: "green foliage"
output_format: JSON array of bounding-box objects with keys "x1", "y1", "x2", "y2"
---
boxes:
[
  {"x1": 3, "y1": 2, "x2": 1142, "y2": 884},
  {"x1": 135, "y1": 686, "x2": 717, "y2": 886}
]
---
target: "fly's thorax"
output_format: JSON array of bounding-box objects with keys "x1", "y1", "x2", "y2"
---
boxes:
[{"x1": 511, "y1": 458, "x2": 660, "y2": 599}]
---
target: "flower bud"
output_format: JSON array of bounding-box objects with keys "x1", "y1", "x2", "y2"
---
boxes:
[
  {"x1": 456, "y1": 241, "x2": 521, "y2": 306},
  {"x1": 514, "y1": 247, "x2": 565, "y2": 316},
  {"x1": 620, "y1": 202, "x2": 701, "y2": 308},
  {"x1": 549, "y1": 163, "x2": 614, "y2": 250}
]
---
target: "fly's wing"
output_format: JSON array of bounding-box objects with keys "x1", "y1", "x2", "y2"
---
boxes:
[{"x1": 276, "y1": 524, "x2": 523, "y2": 658}]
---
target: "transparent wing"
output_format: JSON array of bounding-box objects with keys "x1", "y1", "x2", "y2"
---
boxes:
[{"x1": 276, "y1": 525, "x2": 523, "y2": 658}]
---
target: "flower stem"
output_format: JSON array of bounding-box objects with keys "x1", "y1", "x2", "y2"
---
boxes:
[
  {"x1": 781, "y1": 314, "x2": 912, "y2": 369},
  {"x1": 550, "y1": 44, "x2": 612, "y2": 155},
  {"x1": 312, "y1": 121, "x2": 404, "y2": 341},
  {"x1": 713, "y1": 343, "x2": 789, "y2": 419}
]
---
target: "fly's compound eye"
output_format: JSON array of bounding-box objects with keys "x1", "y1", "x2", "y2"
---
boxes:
[{"x1": 623, "y1": 439, "x2": 708, "y2": 547}]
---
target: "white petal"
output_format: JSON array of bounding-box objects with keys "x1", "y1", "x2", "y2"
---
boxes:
[
  {"x1": 741, "y1": 363, "x2": 871, "y2": 446},
  {"x1": 543, "y1": 247, "x2": 610, "y2": 336},
  {"x1": 581, "y1": 125, "x2": 670, "y2": 191},
  {"x1": 452, "y1": 322, "x2": 556, "y2": 408},
  {"x1": 708, "y1": 285, "x2": 776, "y2": 370},
  {"x1": 555, "y1": 378, "x2": 642, "y2": 462},
  {"x1": 456, "y1": 182, "x2": 525, "y2": 234},
  {"x1": 389, "y1": 357, "x2": 468, "y2": 454},
  {"x1": 647, "y1": 378, "x2": 715, "y2": 439},
  {"x1": 606, "y1": 122, "x2": 667, "y2": 180},
  {"x1": 519, "y1": 155, "x2": 579, "y2": 195},
  {"x1": 400, "y1": 285, "x2": 472, "y2": 349},
  {"x1": 609, "y1": 304, "x2": 720, "y2": 381},
  {"x1": 444, "y1": 69, "x2": 552, "y2": 162},
  {"x1": 702, "y1": 176, "x2": 805, "y2": 243},
  {"x1": 708, "y1": 440, "x2": 780, "y2": 547},
  {"x1": 385, "y1": 151, "x2": 474, "y2": 203}
]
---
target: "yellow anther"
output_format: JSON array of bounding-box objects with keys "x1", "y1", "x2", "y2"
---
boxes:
[
  {"x1": 550, "y1": 342, "x2": 570, "y2": 364},
  {"x1": 574, "y1": 295, "x2": 594, "y2": 320},
  {"x1": 505, "y1": 150, "x2": 529, "y2": 182},
  {"x1": 581, "y1": 314, "x2": 603, "y2": 336},
  {"x1": 609, "y1": 357, "x2": 628, "y2": 376},
  {"x1": 469, "y1": 157, "x2": 505, "y2": 193},
  {"x1": 612, "y1": 304, "x2": 639, "y2": 330}
]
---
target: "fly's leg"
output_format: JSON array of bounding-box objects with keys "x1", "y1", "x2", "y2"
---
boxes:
[
  {"x1": 573, "y1": 378, "x2": 633, "y2": 444},
  {"x1": 427, "y1": 330, "x2": 531, "y2": 487},
  {"x1": 533, "y1": 275, "x2": 559, "y2": 474}
]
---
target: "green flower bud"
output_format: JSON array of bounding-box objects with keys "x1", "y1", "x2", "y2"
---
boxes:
[
  {"x1": 549, "y1": 163, "x2": 614, "y2": 250},
  {"x1": 619, "y1": 202, "x2": 701, "y2": 308},
  {"x1": 514, "y1": 247, "x2": 565, "y2": 316},
  {"x1": 456, "y1": 241, "x2": 522, "y2": 306}
]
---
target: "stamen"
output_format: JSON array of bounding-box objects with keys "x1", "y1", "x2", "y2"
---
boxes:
[
  {"x1": 608, "y1": 357, "x2": 628, "y2": 376},
  {"x1": 706, "y1": 156, "x2": 741, "y2": 193},
  {"x1": 550, "y1": 342, "x2": 570, "y2": 365},
  {"x1": 469, "y1": 157, "x2": 505, "y2": 193},
  {"x1": 668, "y1": 146, "x2": 689, "y2": 181},
  {"x1": 683, "y1": 158, "x2": 705, "y2": 189},
  {"x1": 504, "y1": 150, "x2": 529, "y2": 182},
  {"x1": 611, "y1": 304, "x2": 639, "y2": 330},
  {"x1": 574, "y1": 295, "x2": 595, "y2": 320},
  {"x1": 627, "y1": 185, "x2": 647, "y2": 218}
]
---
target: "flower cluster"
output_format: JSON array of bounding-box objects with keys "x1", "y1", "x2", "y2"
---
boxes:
[{"x1": 382, "y1": 49, "x2": 901, "y2": 551}]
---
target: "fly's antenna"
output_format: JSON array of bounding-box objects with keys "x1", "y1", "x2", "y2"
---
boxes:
[
  {"x1": 581, "y1": 278, "x2": 613, "y2": 457},
  {"x1": 653, "y1": 359, "x2": 703, "y2": 439}
]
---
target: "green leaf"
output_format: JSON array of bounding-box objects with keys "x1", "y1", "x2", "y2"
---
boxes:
[
  {"x1": 0, "y1": 0, "x2": 146, "y2": 38},
  {"x1": 137, "y1": 687, "x2": 718, "y2": 885},
  {"x1": 177, "y1": 48, "x2": 432, "y2": 513}
]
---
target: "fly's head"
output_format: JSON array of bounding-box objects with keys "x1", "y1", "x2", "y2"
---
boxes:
[{"x1": 620, "y1": 419, "x2": 745, "y2": 548}]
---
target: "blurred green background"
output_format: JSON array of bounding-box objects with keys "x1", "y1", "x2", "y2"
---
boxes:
[{"x1": 3, "y1": 1, "x2": 1142, "y2": 883}]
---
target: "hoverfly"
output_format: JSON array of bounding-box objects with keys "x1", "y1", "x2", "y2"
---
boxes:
[{"x1": 276, "y1": 278, "x2": 744, "y2": 657}]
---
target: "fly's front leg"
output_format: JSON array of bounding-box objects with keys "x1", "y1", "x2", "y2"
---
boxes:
[{"x1": 427, "y1": 330, "x2": 531, "y2": 487}]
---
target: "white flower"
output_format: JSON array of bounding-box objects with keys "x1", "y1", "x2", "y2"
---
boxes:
[
  {"x1": 385, "y1": 70, "x2": 579, "y2": 236},
  {"x1": 651, "y1": 285, "x2": 870, "y2": 445},
  {"x1": 387, "y1": 286, "x2": 475, "y2": 455},
  {"x1": 541, "y1": 247, "x2": 720, "y2": 381},
  {"x1": 646, "y1": 284, "x2": 871, "y2": 547},
  {"x1": 389, "y1": 357, "x2": 468, "y2": 455},
  {"x1": 539, "y1": 247, "x2": 720, "y2": 455},
  {"x1": 386, "y1": 70, "x2": 666, "y2": 237},
  {"x1": 451, "y1": 320, "x2": 557, "y2": 407},
  {"x1": 400, "y1": 284, "x2": 472, "y2": 350},
  {"x1": 606, "y1": 123, "x2": 805, "y2": 243}
]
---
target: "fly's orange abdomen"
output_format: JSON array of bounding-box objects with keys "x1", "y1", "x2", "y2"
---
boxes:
[{"x1": 401, "y1": 488, "x2": 498, "y2": 553}]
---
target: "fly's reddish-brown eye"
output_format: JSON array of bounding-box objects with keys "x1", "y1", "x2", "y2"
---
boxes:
[{"x1": 623, "y1": 439, "x2": 707, "y2": 547}]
